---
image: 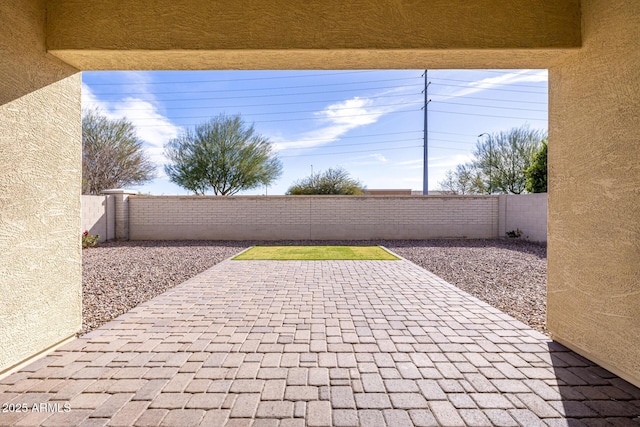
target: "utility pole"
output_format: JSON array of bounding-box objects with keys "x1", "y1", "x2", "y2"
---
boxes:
[
  {"x1": 422, "y1": 70, "x2": 431, "y2": 195},
  {"x1": 478, "y1": 133, "x2": 491, "y2": 194}
]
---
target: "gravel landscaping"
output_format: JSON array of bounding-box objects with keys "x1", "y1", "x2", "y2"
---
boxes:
[
  {"x1": 384, "y1": 239, "x2": 547, "y2": 335},
  {"x1": 82, "y1": 239, "x2": 546, "y2": 335},
  {"x1": 81, "y1": 241, "x2": 247, "y2": 334}
]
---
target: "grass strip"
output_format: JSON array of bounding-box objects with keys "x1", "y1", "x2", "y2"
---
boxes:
[{"x1": 232, "y1": 245, "x2": 399, "y2": 261}]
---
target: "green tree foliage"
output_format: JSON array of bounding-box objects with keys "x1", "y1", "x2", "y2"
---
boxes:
[
  {"x1": 438, "y1": 125, "x2": 547, "y2": 194},
  {"x1": 525, "y1": 138, "x2": 548, "y2": 193},
  {"x1": 287, "y1": 167, "x2": 365, "y2": 195},
  {"x1": 82, "y1": 109, "x2": 156, "y2": 195},
  {"x1": 164, "y1": 114, "x2": 283, "y2": 195}
]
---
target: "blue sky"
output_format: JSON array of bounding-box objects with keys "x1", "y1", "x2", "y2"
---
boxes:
[{"x1": 81, "y1": 69, "x2": 548, "y2": 195}]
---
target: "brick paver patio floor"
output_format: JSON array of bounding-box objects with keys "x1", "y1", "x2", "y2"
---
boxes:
[{"x1": 1, "y1": 258, "x2": 639, "y2": 426}]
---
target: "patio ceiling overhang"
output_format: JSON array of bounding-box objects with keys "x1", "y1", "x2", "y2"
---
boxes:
[{"x1": 45, "y1": 0, "x2": 581, "y2": 70}]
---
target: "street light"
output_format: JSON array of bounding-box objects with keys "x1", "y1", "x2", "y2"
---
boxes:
[{"x1": 478, "y1": 133, "x2": 492, "y2": 194}]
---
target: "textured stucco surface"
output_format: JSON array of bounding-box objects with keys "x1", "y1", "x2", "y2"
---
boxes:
[
  {"x1": 548, "y1": 0, "x2": 640, "y2": 386},
  {"x1": 0, "y1": 0, "x2": 82, "y2": 374},
  {"x1": 45, "y1": 0, "x2": 580, "y2": 70}
]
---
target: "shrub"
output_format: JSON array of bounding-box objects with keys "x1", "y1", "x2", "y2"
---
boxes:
[
  {"x1": 506, "y1": 228, "x2": 523, "y2": 238},
  {"x1": 82, "y1": 231, "x2": 99, "y2": 249}
]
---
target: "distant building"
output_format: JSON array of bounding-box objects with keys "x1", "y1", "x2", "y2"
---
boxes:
[
  {"x1": 411, "y1": 190, "x2": 457, "y2": 196},
  {"x1": 363, "y1": 189, "x2": 413, "y2": 196}
]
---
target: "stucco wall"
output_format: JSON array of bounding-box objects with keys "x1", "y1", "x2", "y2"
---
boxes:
[
  {"x1": 499, "y1": 194, "x2": 548, "y2": 243},
  {"x1": 45, "y1": 0, "x2": 580, "y2": 70},
  {"x1": 548, "y1": 0, "x2": 640, "y2": 386},
  {"x1": 81, "y1": 195, "x2": 115, "y2": 242},
  {"x1": 0, "y1": 0, "x2": 82, "y2": 374},
  {"x1": 128, "y1": 196, "x2": 503, "y2": 241}
]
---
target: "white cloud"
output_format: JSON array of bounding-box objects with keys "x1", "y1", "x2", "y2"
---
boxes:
[
  {"x1": 81, "y1": 83, "x2": 106, "y2": 111},
  {"x1": 369, "y1": 153, "x2": 388, "y2": 163},
  {"x1": 441, "y1": 69, "x2": 547, "y2": 100},
  {"x1": 341, "y1": 153, "x2": 388, "y2": 167},
  {"x1": 392, "y1": 154, "x2": 474, "y2": 172},
  {"x1": 271, "y1": 124, "x2": 353, "y2": 151},
  {"x1": 273, "y1": 92, "x2": 418, "y2": 152},
  {"x1": 393, "y1": 158, "x2": 428, "y2": 170},
  {"x1": 82, "y1": 83, "x2": 182, "y2": 175},
  {"x1": 318, "y1": 97, "x2": 381, "y2": 126},
  {"x1": 428, "y1": 154, "x2": 475, "y2": 169}
]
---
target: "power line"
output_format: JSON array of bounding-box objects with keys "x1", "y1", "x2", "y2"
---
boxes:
[
  {"x1": 466, "y1": 69, "x2": 547, "y2": 75},
  {"x1": 223, "y1": 129, "x2": 472, "y2": 146},
  {"x1": 107, "y1": 98, "x2": 544, "y2": 125},
  {"x1": 279, "y1": 144, "x2": 423, "y2": 158},
  {"x1": 430, "y1": 94, "x2": 547, "y2": 105},
  {"x1": 84, "y1": 70, "x2": 397, "y2": 86},
  {"x1": 91, "y1": 75, "x2": 544, "y2": 97},
  {"x1": 275, "y1": 130, "x2": 423, "y2": 144},
  {"x1": 277, "y1": 137, "x2": 420, "y2": 151},
  {"x1": 84, "y1": 69, "x2": 546, "y2": 87},
  {"x1": 89, "y1": 78, "x2": 422, "y2": 96},
  {"x1": 130, "y1": 105, "x2": 543, "y2": 127},
  {"x1": 438, "y1": 69, "x2": 546, "y2": 77},
  {"x1": 426, "y1": 144, "x2": 472, "y2": 152},
  {"x1": 278, "y1": 143, "x2": 471, "y2": 159},
  {"x1": 430, "y1": 76, "x2": 547, "y2": 89},
  {"x1": 85, "y1": 90, "x2": 547, "y2": 110},
  {"x1": 84, "y1": 92, "x2": 421, "y2": 106},
  {"x1": 428, "y1": 82, "x2": 547, "y2": 94},
  {"x1": 429, "y1": 137, "x2": 476, "y2": 145},
  {"x1": 431, "y1": 130, "x2": 481, "y2": 137},
  {"x1": 131, "y1": 107, "x2": 421, "y2": 126},
  {"x1": 278, "y1": 137, "x2": 477, "y2": 152},
  {"x1": 126, "y1": 100, "x2": 425, "y2": 120},
  {"x1": 434, "y1": 100, "x2": 546, "y2": 112},
  {"x1": 88, "y1": 84, "x2": 423, "y2": 102},
  {"x1": 429, "y1": 108, "x2": 546, "y2": 121}
]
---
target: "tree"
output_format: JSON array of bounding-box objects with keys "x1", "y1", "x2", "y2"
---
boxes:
[
  {"x1": 438, "y1": 125, "x2": 547, "y2": 194},
  {"x1": 525, "y1": 138, "x2": 548, "y2": 193},
  {"x1": 438, "y1": 164, "x2": 484, "y2": 195},
  {"x1": 478, "y1": 126, "x2": 546, "y2": 194},
  {"x1": 82, "y1": 109, "x2": 156, "y2": 195},
  {"x1": 164, "y1": 114, "x2": 282, "y2": 195},
  {"x1": 287, "y1": 167, "x2": 365, "y2": 195}
]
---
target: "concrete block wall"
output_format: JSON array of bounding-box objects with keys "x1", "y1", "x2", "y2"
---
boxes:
[
  {"x1": 308, "y1": 196, "x2": 498, "y2": 240},
  {"x1": 81, "y1": 195, "x2": 115, "y2": 242},
  {"x1": 498, "y1": 193, "x2": 548, "y2": 242},
  {"x1": 128, "y1": 195, "x2": 500, "y2": 240},
  {"x1": 102, "y1": 189, "x2": 137, "y2": 240}
]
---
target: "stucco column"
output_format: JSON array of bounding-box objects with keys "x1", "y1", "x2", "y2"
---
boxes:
[
  {"x1": 0, "y1": 0, "x2": 82, "y2": 374},
  {"x1": 548, "y1": 0, "x2": 640, "y2": 386},
  {"x1": 102, "y1": 189, "x2": 137, "y2": 240}
]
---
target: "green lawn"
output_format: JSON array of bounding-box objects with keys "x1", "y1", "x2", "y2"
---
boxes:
[{"x1": 232, "y1": 245, "x2": 399, "y2": 261}]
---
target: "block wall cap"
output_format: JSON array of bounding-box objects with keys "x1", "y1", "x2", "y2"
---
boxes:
[{"x1": 101, "y1": 189, "x2": 137, "y2": 195}]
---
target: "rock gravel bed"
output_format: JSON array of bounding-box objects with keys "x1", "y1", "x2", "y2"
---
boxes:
[
  {"x1": 82, "y1": 239, "x2": 546, "y2": 335},
  {"x1": 81, "y1": 241, "x2": 248, "y2": 334},
  {"x1": 384, "y1": 239, "x2": 547, "y2": 335}
]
